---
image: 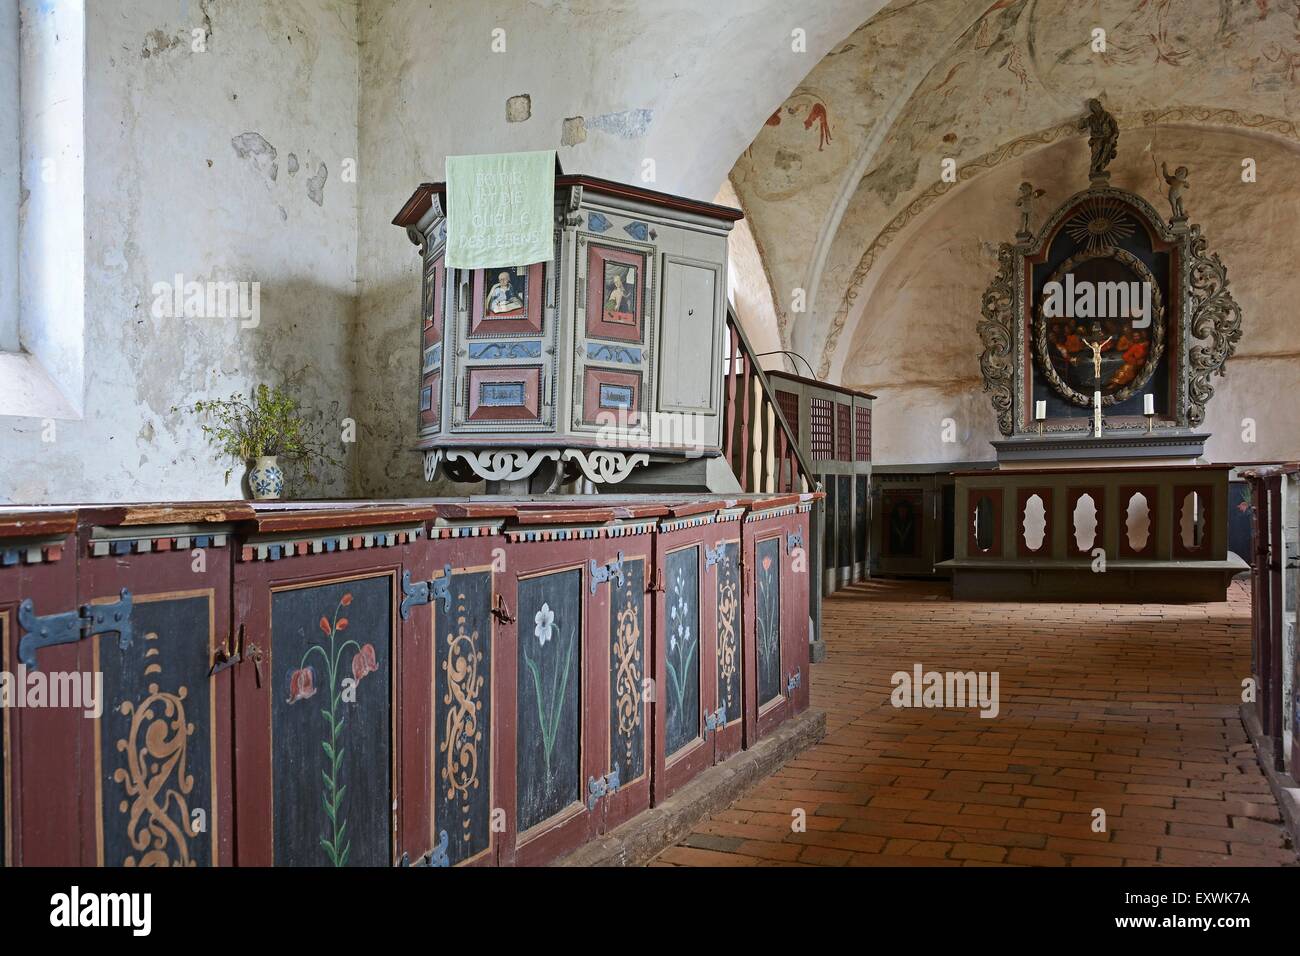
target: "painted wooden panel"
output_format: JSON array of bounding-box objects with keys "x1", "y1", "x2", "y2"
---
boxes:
[
  {"x1": 433, "y1": 569, "x2": 494, "y2": 865},
  {"x1": 664, "y1": 546, "x2": 700, "y2": 755},
  {"x1": 837, "y1": 475, "x2": 852, "y2": 568},
  {"x1": 714, "y1": 542, "x2": 741, "y2": 723},
  {"x1": 755, "y1": 536, "x2": 783, "y2": 707},
  {"x1": 516, "y1": 568, "x2": 582, "y2": 833},
  {"x1": 96, "y1": 593, "x2": 215, "y2": 867},
  {"x1": 271, "y1": 576, "x2": 392, "y2": 867},
  {"x1": 657, "y1": 258, "x2": 718, "y2": 413},
  {"x1": 608, "y1": 558, "x2": 645, "y2": 786},
  {"x1": 1, "y1": 611, "x2": 7, "y2": 868}
]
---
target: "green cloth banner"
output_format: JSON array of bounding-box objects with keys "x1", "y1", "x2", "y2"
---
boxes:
[{"x1": 444, "y1": 150, "x2": 555, "y2": 269}]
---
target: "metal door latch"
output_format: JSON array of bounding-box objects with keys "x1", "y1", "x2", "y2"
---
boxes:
[
  {"x1": 490, "y1": 593, "x2": 515, "y2": 625},
  {"x1": 17, "y1": 589, "x2": 133, "y2": 670},
  {"x1": 786, "y1": 668, "x2": 802, "y2": 694},
  {"x1": 247, "y1": 642, "x2": 265, "y2": 688},
  {"x1": 587, "y1": 767, "x2": 621, "y2": 810},
  {"x1": 589, "y1": 551, "x2": 625, "y2": 593},
  {"x1": 210, "y1": 624, "x2": 243, "y2": 676},
  {"x1": 786, "y1": 530, "x2": 804, "y2": 554}
]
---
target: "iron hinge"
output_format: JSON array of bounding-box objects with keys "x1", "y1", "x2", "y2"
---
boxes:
[
  {"x1": 400, "y1": 565, "x2": 453, "y2": 620},
  {"x1": 18, "y1": 589, "x2": 133, "y2": 670},
  {"x1": 786, "y1": 530, "x2": 803, "y2": 554},
  {"x1": 589, "y1": 551, "x2": 625, "y2": 594},
  {"x1": 703, "y1": 703, "x2": 727, "y2": 736},
  {"x1": 587, "y1": 766, "x2": 621, "y2": 810},
  {"x1": 399, "y1": 829, "x2": 450, "y2": 868},
  {"x1": 787, "y1": 668, "x2": 802, "y2": 694}
]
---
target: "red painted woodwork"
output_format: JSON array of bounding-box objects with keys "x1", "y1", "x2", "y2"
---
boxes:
[{"x1": 0, "y1": 493, "x2": 818, "y2": 868}]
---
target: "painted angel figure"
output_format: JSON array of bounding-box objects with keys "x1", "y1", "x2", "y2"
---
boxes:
[
  {"x1": 1016, "y1": 181, "x2": 1045, "y2": 237},
  {"x1": 1161, "y1": 162, "x2": 1189, "y2": 221}
]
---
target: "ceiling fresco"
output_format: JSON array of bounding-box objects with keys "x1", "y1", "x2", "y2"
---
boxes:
[{"x1": 729, "y1": 0, "x2": 1300, "y2": 380}]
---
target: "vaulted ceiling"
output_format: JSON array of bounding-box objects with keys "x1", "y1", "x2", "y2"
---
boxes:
[{"x1": 730, "y1": 0, "x2": 1300, "y2": 383}]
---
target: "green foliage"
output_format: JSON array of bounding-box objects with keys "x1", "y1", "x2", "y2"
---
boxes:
[{"x1": 176, "y1": 382, "x2": 341, "y2": 488}]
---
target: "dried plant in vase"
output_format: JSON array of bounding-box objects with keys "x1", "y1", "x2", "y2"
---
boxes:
[{"x1": 178, "y1": 383, "x2": 341, "y2": 500}]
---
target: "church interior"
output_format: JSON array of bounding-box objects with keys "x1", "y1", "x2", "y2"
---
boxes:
[{"x1": 1, "y1": 0, "x2": 1298, "y2": 901}]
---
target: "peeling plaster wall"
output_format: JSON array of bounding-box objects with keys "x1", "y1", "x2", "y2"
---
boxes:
[
  {"x1": 0, "y1": 0, "x2": 360, "y2": 503},
  {"x1": 843, "y1": 127, "x2": 1300, "y2": 467},
  {"x1": 353, "y1": 0, "x2": 872, "y2": 497}
]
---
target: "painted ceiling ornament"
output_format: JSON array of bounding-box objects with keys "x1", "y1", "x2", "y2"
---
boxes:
[
  {"x1": 1062, "y1": 197, "x2": 1136, "y2": 254},
  {"x1": 1078, "y1": 98, "x2": 1119, "y2": 185}
]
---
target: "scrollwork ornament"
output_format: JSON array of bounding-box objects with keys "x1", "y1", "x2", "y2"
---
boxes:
[
  {"x1": 977, "y1": 243, "x2": 1017, "y2": 436},
  {"x1": 1185, "y1": 225, "x2": 1243, "y2": 428}
]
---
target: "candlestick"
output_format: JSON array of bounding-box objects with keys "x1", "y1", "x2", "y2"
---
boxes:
[
  {"x1": 1034, "y1": 400, "x2": 1046, "y2": 436},
  {"x1": 1093, "y1": 390, "x2": 1103, "y2": 438},
  {"x1": 1142, "y1": 394, "x2": 1155, "y2": 416}
]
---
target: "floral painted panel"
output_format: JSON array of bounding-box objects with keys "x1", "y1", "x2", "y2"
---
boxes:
[
  {"x1": 755, "y1": 537, "x2": 783, "y2": 707},
  {"x1": 434, "y1": 570, "x2": 493, "y2": 865},
  {"x1": 98, "y1": 595, "x2": 214, "y2": 867},
  {"x1": 665, "y1": 547, "x2": 700, "y2": 756},
  {"x1": 714, "y1": 542, "x2": 741, "y2": 722},
  {"x1": 608, "y1": 558, "x2": 645, "y2": 785},
  {"x1": 272, "y1": 576, "x2": 391, "y2": 867},
  {"x1": 516, "y1": 569, "x2": 582, "y2": 832}
]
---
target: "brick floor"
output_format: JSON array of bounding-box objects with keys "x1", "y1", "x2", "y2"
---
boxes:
[{"x1": 651, "y1": 579, "x2": 1297, "y2": 867}]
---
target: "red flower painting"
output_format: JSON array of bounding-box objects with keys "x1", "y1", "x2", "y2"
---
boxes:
[
  {"x1": 352, "y1": 643, "x2": 378, "y2": 684},
  {"x1": 286, "y1": 666, "x2": 317, "y2": 704}
]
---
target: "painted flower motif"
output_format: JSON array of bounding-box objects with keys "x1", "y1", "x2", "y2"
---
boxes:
[
  {"x1": 534, "y1": 603, "x2": 555, "y2": 647},
  {"x1": 762, "y1": 555, "x2": 773, "y2": 572},
  {"x1": 287, "y1": 666, "x2": 316, "y2": 704},
  {"x1": 351, "y1": 643, "x2": 378, "y2": 685}
]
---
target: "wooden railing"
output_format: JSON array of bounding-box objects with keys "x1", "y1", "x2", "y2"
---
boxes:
[{"x1": 722, "y1": 306, "x2": 815, "y2": 494}]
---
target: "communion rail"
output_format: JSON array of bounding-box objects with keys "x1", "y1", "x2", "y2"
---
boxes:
[
  {"x1": 936, "y1": 463, "x2": 1247, "y2": 602},
  {"x1": 0, "y1": 493, "x2": 814, "y2": 867}
]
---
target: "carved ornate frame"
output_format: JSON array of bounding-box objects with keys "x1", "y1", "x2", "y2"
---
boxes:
[{"x1": 978, "y1": 184, "x2": 1242, "y2": 437}]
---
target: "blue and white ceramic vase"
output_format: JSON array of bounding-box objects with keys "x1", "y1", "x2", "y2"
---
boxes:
[{"x1": 248, "y1": 455, "x2": 285, "y2": 500}]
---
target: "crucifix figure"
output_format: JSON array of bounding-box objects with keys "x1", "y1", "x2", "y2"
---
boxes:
[
  {"x1": 1082, "y1": 335, "x2": 1112, "y2": 386},
  {"x1": 1083, "y1": 335, "x2": 1111, "y2": 437}
]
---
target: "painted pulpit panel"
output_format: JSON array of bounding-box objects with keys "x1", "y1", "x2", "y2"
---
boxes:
[
  {"x1": 516, "y1": 569, "x2": 582, "y2": 833},
  {"x1": 608, "y1": 558, "x2": 646, "y2": 786},
  {"x1": 714, "y1": 543, "x2": 741, "y2": 723},
  {"x1": 664, "y1": 547, "x2": 700, "y2": 756},
  {"x1": 272, "y1": 576, "x2": 392, "y2": 867},
  {"x1": 433, "y1": 570, "x2": 493, "y2": 866},
  {"x1": 755, "y1": 536, "x2": 783, "y2": 707},
  {"x1": 97, "y1": 593, "x2": 215, "y2": 867}
]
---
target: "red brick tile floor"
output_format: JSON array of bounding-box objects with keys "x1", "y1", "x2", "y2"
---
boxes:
[{"x1": 651, "y1": 578, "x2": 1297, "y2": 867}]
